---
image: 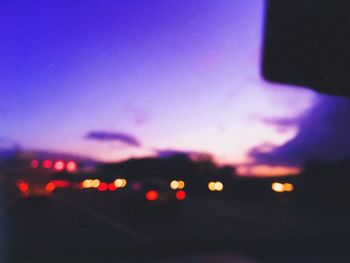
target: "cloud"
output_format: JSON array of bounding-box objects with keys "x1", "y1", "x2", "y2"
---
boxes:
[
  {"x1": 249, "y1": 95, "x2": 350, "y2": 166},
  {"x1": 261, "y1": 117, "x2": 300, "y2": 127},
  {"x1": 85, "y1": 131, "x2": 141, "y2": 147}
]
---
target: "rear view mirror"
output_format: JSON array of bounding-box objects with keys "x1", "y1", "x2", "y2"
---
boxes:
[{"x1": 262, "y1": 0, "x2": 350, "y2": 97}]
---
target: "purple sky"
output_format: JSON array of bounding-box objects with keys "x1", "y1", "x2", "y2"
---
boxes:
[{"x1": 3, "y1": 0, "x2": 346, "y2": 176}]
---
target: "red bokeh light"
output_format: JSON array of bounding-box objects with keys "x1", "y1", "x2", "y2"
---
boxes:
[
  {"x1": 108, "y1": 183, "x2": 117, "y2": 191},
  {"x1": 146, "y1": 190, "x2": 158, "y2": 201},
  {"x1": 42, "y1": 160, "x2": 53, "y2": 169},
  {"x1": 18, "y1": 182, "x2": 29, "y2": 192},
  {"x1": 52, "y1": 180, "x2": 70, "y2": 188},
  {"x1": 98, "y1": 182, "x2": 108, "y2": 192},
  {"x1": 46, "y1": 182, "x2": 56, "y2": 192},
  {"x1": 176, "y1": 190, "x2": 186, "y2": 200},
  {"x1": 54, "y1": 161, "x2": 65, "y2": 171},
  {"x1": 66, "y1": 161, "x2": 77, "y2": 172},
  {"x1": 30, "y1": 160, "x2": 39, "y2": 168}
]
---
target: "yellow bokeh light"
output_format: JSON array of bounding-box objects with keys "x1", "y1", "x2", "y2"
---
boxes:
[
  {"x1": 215, "y1": 181, "x2": 224, "y2": 191},
  {"x1": 92, "y1": 179, "x2": 100, "y2": 188},
  {"x1": 177, "y1": 180, "x2": 185, "y2": 189},
  {"x1": 283, "y1": 183, "x2": 294, "y2": 192},
  {"x1": 114, "y1": 178, "x2": 126, "y2": 188},
  {"x1": 170, "y1": 180, "x2": 179, "y2": 190},
  {"x1": 208, "y1": 182, "x2": 216, "y2": 191},
  {"x1": 272, "y1": 182, "x2": 284, "y2": 192},
  {"x1": 121, "y1": 179, "x2": 127, "y2": 187},
  {"x1": 82, "y1": 179, "x2": 92, "y2": 188}
]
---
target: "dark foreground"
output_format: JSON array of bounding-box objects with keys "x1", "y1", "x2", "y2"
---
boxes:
[{"x1": 1, "y1": 189, "x2": 350, "y2": 263}]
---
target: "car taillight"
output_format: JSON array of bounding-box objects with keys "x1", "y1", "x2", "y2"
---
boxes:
[
  {"x1": 98, "y1": 182, "x2": 108, "y2": 192},
  {"x1": 18, "y1": 182, "x2": 29, "y2": 192},
  {"x1": 176, "y1": 190, "x2": 186, "y2": 200},
  {"x1": 108, "y1": 183, "x2": 117, "y2": 191},
  {"x1": 146, "y1": 190, "x2": 158, "y2": 201},
  {"x1": 46, "y1": 182, "x2": 56, "y2": 192}
]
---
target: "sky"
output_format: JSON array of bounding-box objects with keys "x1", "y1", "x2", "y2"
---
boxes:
[{"x1": 1, "y1": 0, "x2": 349, "y2": 176}]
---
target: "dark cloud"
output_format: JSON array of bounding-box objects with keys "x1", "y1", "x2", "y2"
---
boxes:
[
  {"x1": 249, "y1": 95, "x2": 350, "y2": 166},
  {"x1": 261, "y1": 117, "x2": 300, "y2": 128},
  {"x1": 85, "y1": 131, "x2": 141, "y2": 147}
]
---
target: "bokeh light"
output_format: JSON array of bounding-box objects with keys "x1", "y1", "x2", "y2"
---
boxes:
[
  {"x1": 46, "y1": 182, "x2": 56, "y2": 192},
  {"x1": 176, "y1": 190, "x2": 186, "y2": 200},
  {"x1": 170, "y1": 180, "x2": 179, "y2": 190},
  {"x1": 208, "y1": 182, "x2": 216, "y2": 191},
  {"x1": 54, "y1": 161, "x2": 65, "y2": 171},
  {"x1": 283, "y1": 183, "x2": 294, "y2": 192},
  {"x1": 177, "y1": 180, "x2": 185, "y2": 189},
  {"x1": 146, "y1": 190, "x2": 158, "y2": 201},
  {"x1": 66, "y1": 161, "x2": 77, "y2": 172},
  {"x1": 92, "y1": 179, "x2": 100, "y2": 188},
  {"x1": 271, "y1": 182, "x2": 284, "y2": 192}
]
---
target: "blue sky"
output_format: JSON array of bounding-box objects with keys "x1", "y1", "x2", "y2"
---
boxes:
[{"x1": 1, "y1": 0, "x2": 336, "y2": 176}]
